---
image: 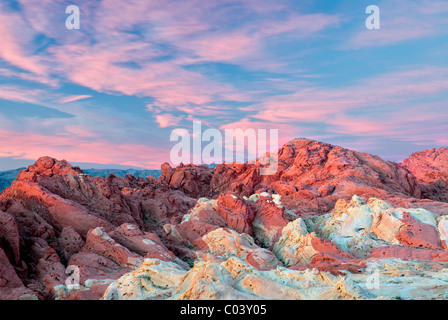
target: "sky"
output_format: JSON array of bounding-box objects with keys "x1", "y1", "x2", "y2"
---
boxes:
[{"x1": 0, "y1": 0, "x2": 447, "y2": 170}]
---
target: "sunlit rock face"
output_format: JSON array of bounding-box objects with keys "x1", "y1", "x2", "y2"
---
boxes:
[
  {"x1": 312, "y1": 196, "x2": 443, "y2": 257},
  {"x1": 104, "y1": 195, "x2": 448, "y2": 301},
  {"x1": 1, "y1": 139, "x2": 448, "y2": 300},
  {"x1": 401, "y1": 148, "x2": 448, "y2": 202}
]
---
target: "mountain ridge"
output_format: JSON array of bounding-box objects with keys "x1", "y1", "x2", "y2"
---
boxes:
[{"x1": 0, "y1": 138, "x2": 447, "y2": 300}]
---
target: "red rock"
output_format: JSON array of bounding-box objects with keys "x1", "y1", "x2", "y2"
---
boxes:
[
  {"x1": 368, "y1": 246, "x2": 448, "y2": 262},
  {"x1": 67, "y1": 289, "x2": 101, "y2": 300},
  {"x1": 16, "y1": 156, "x2": 81, "y2": 182},
  {"x1": 307, "y1": 253, "x2": 366, "y2": 276},
  {"x1": 0, "y1": 211, "x2": 21, "y2": 265},
  {"x1": 20, "y1": 237, "x2": 68, "y2": 298},
  {"x1": 1, "y1": 180, "x2": 114, "y2": 237},
  {"x1": 175, "y1": 220, "x2": 220, "y2": 250},
  {"x1": 310, "y1": 237, "x2": 356, "y2": 259},
  {"x1": 192, "y1": 203, "x2": 228, "y2": 227},
  {"x1": 0, "y1": 248, "x2": 37, "y2": 300},
  {"x1": 213, "y1": 194, "x2": 255, "y2": 235},
  {"x1": 253, "y1": 197, "x2": 290, "y2": 248},
  {"x1": 209, "y1": 139, "x2": 422, "y2": 216},
  {"x1": 244, "y1": 249, "x2": 281, "y2": 271},
  {"x1": 289, "y1": 237, "x2": 363, "y2": 275},
  {"x1": 12, "y1": 156, "x2": 196, "y2": 230},
  {"x1": 160, "y1": 162, "x2": 213, "y2": 198},
  {"x1": 0, "y1": 156, "x2": 196, "y2": 298},
  {"x1": 401, "y1": 148, "x2": 448, "y2": 202},
  {"x1": 109, "y1": 223, "x2": 188, "y2": 267},
  {"x1": 384, "y1": 194, "x2": 448, "y2": 216},
  {"x1": 19, "y1": 161, "x2": 142, "y2": 227},
  {"x1": 67, "y1": 252, "x2": 132, "y2": 285},
  {"x1": 81, "y1": 227, "x2": 142, "y2": 267},
  {"x1": 0, "y1": 198, "x2": 56, "y2": 240},
  {"x1": 35, "y1": 254, "x2": 67, "y2": 298},
  {"x1": 89, "y1": 283, "x2": 110, "y2": 298},
  {"x1": 0, "y1": 140, "x2": 447, "y2": 300},
  {"x1": 57, "y1": 226, "x2": 85, "y2": 261},
  {"x1": 160, "y1": 162, "x2": 175, "y2": 181},
  {"x1": 395, "y1": 212, "x2": 443, "y2": 249}
]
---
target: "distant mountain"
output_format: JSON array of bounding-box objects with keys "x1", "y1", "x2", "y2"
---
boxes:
[
  {"x1": 0, "y1": 167, "x2": 161, "y2": 193},
  {"x1": 82, "y1": 168, "x2": 161, "y2": 179},
  {"x1": 0, "y1": 168, "x2": 24, "y2": 192}
]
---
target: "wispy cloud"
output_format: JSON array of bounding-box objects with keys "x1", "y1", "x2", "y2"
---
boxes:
[
  {"x1": 155, "y1": 113, "x2": 183, "y2": 128},
  {"x1": 0, "y1": 128, "x2": 167, "y2": 168},
  {"x1": 0, "y1": 85, "x2": 45, "y2": 103},
  {"x1": 0, "y1": 3, "x2": 48, "y2": 76},
  {"x1": 344, "y1": 0, "x2": 448, "y2": 49},
  {"x1": 223, "y1": 67, "x2": 448, "y2": 147},
  {"x1": 58, "y1": 95, "x2": 92, "y2": 104}
]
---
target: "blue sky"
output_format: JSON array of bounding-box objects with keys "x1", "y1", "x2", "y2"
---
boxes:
[{"x1": 0, "y1": 0, "x2": 447, "y2": 170}]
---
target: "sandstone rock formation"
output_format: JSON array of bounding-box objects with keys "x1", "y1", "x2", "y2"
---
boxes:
[
  {"x1": 401, "y1": 148, "x2": 448, "y2": 202},
  {"x1": 1, "y1": 139, "x2": 448, "y2": 300},
  {"x1": 0, "y1": 156, "x2": 194, "y2": 299},
  {"x1": 208, "y1": 139, "x2": 423, "y2": 215},
  {"x1": 103, "y1": 194, "x2": 448, "y2": 300}
]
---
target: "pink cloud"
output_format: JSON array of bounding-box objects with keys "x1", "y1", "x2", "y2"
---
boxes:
[
  {"x1": 219, "y1": 118, "x2": 297, "y2": 154},
  {"x1": 0, "y1": 5, "x2": 47, "y2": 76},
  {"x1": 13, "y1": 0, "x2": 338, "y2": 110},
  {"x1": 0, "y1": 85, "x2": 45, "y2": 103},
  {"x1": 48, "y1": 43, "x2": 248, "y2": 109},
  {"x1": 345, "y1": 0, "x2": 448, "y2": 49},
  {"x1": 253, "y1": 67, "x2": 448, "y2": 121},
  {"x1": 58, "y1": 95, "x2": 92, "y2": 104},
  {"x1": 233, "y1": 67, "x2": 448, "y2": 146},
  {"x1": 0, "y1": 128, "x2": 169, "y2": 168},
  {"x1": 0, "y1": 68, "x2": 56, "y2": 86},
  {"x1": 64, "y1": 125, "x2": 98, "y2": 138},
  {"x1": 155, "y1": 114, "x2": 183, "y2": 128},
  {"x1": 0, "y1": 0, "x2": 340, "y2": 118}
]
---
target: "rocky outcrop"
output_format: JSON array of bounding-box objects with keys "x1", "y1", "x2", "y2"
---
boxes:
[
  {"x1": 160, "y1": 162, "x2": 213, "y2": 198},
  {"x1": 0, "y1": 248, "x2": 37, "y2": 300},
  {"x1": 207, "y1": 139, "x2": 423, "y2": 216},
  {"x1": 103, "y1": 254, "x2": 448, "y2": 300},
  {"x1": 103, "y1": 257, "x2": 374, "y2": 300},
  {"x1": 0, "y1": 211, "x2": 20, "y2": 266},
  {"x1": 213, "y1": 194, "x2": 256, "y2": 235},
  {"x1": 201, "y1": 228, "x2": 282, "y2": 270},
  {"x1": 104, "y1": 194, "x2": 448, "y2": 300},
  {"x1": 251, "y1": 194, "x2": 292, "y2": 248},
  {"x1": 109, "y1": 223, "x2": 189, "y2": 268},
  {"x1": 0, "y1": 156, "x2": 195, "y2": 299},
  {"x1": 1, "y1": 139, "x2": 448, "y2": 300},
  {"x1": 312, "y1": 195, "x2": 445, "y2": 256},
  {"x1": 401, "y1": 148, "x2": 448, "y2": 202}
]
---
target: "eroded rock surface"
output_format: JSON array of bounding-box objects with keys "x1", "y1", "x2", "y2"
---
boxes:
[
  {"x1": 401, "y1": 148, "x2": 448, "y2": 202},
  {"x1": 1, "y1": 139, "x2": 448, "y2": 300}
]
